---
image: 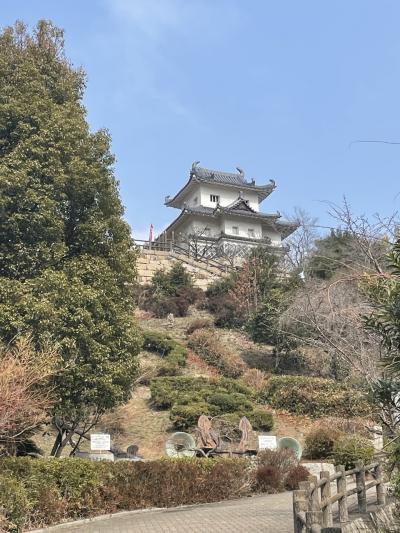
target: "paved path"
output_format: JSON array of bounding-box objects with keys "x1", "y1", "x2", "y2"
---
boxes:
[{"x1": 29, "y1": 493, "x2": 294, "y2": 533}]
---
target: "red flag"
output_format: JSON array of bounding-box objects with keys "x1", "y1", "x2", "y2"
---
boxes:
[{"x1": 149, "y1": 224, "x2": 154, "y2": 242}]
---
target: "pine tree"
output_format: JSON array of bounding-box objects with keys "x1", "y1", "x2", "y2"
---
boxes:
[{"x1": 0, "y1": 21, "x2": 141, "y2": 455}]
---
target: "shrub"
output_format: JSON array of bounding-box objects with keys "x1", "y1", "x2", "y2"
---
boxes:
[
  {"x1": 331, "y1": 435, "x2": 375, "y2": 469},
  {"x1": 150, "y1": 376, "x2": 260, "y2": 430},
  {"x1": 170, "y1": 403, "x2": 215, "y2": 430},
  {"x1": 188, "y1": 329, "x2": 246, "y2": 378},
  {"x1": 186, "y1": 318, "x2": 213, "y2": 335},
  {"x1": 0, "y1": 474, "x2": 30, "y2": 531},
  {"x1": 0, "y1": 457, "x2": 251, "y2": 531},
  {"x1": 206, "y1": 392, "x2": 253, "y2": 413},
  {"x1": 150, "y1": 376, "x2": 253, "y2": 410},
  {"x1": 256, "y1": 465, "x2": 282, "y2": 492},
  {"x1": 255, "y1": 449, "x2": 299, "y2": 493},
  {"x1": 242, "y1": 368, "x2": 269, "y2": 392},
  {"x1": 260, "y1": 375, "x2": 371, "y2": 418},
  {"x1": 139, "y1": 263, "x2": 200, "y2": 318},
  {"x1": 247, "y1": 409, "x2": 274, "y2": 431},
  {"x1": 257, "y1": 448, "x2": 298, "y2": 474},
  {"x1": 142, "y1": 331, "x2": 187, "y2": 375},
  {"x1": 304, "y1": 427, "x2": 343, "y2": 460},
  {"x1": 285, "y1": 465, "x2": 310, "y2": 490}
]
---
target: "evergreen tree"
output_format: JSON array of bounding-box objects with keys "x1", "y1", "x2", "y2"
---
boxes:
[{"x1": 0, "y1": 21, "x2": 141, "y2": 455}]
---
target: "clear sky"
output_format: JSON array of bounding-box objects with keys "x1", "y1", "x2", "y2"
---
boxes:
[{"x1": 2, "y1": 0, "x2": 400, "y2": 239}]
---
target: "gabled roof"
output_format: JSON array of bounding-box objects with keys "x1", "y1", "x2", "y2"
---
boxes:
[{"x1": 165, "y1": 162, "x2": 276, "y2": 207}]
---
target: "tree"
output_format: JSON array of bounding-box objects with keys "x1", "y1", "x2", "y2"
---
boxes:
[
  {"x1": 0, "y1": 21, "x2": 141, "y2": 455},
  {"x1": 0, "y1": 337, "x2": 57, "y2": 456},
  {"x1": 363, "y1": 239, "x2": 400, "y2": 436},
  {"x1": 284, "y1": 207, "x2": 319, "y2": 272}
]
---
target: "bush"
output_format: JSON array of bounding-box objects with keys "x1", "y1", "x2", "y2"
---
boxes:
[
  {"x1": 242, "y1": 368, "x2": 269, "y2": 392},
  {"x1": 255, "y1": 449, "x2": 299, "y2": 493},
  {"x1": 150, "y1": 376, "x2": 253, "y2": 410},
  {"x1": 285, "y1": 465, "x2": 310, "y2": 490},
  {"x1": 256, "y1": 465, "x2": 282, "y2": 492},
  {"x1": 139, "y1": 263, "x2": 201, "y2": 318},
  {"x1": 142, "y1": 331, "x2": 187, "y2": 375},
  {"x1": 170, "y1": 403, "x2": 215, "y2": 430},
  {"x1": 150, "y1": 376, "x2": 262, "y2": 430},
  {"x1": 331, "y1": 435, "x2": 375, "y2": 469},
  {"x1": 247, "y1": 409, "x2": 274, "y2": 431},
  {"x1": 186, "y1": 318, "x2": 213, "y2": 335},
  {"x1": 304, "y1": 427, "x2": 343, "y2": 460},
  {"x1": 188, "y1": 329, "x2": 246, "y2": 378},
  {"x1": 0, "y1": 475, "x2": 30, "y2": 531},
  {"x1": 260, "y1": 375, "x2": 371, "y2": 418},
  {"x1": 206, "y1": 392, "x2": 253, "y2": 413},
  {"x1": 0, "y1": 457, "x2": 251, "y2": 531}
]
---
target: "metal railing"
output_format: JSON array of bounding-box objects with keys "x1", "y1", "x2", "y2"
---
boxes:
[
  {"x1": 134, "y1": 239, "x2": 231, "y2": 273},
  {"x1": 293, "y1": 460, "x2": 386, "y2": 532}
]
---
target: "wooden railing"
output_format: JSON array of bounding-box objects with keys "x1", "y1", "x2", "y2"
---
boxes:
[{"x1": 293, "y1": 460, "x2": 386, "y2": 533}]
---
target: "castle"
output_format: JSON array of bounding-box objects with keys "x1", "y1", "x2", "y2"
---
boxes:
[{"x1": 160, "y1": 162, "x2": 298, "y2": 258}]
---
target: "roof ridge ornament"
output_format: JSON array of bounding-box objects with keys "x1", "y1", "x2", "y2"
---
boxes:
[{"x1": 236, "y1": 167, "x2": 245, "y2": 178}]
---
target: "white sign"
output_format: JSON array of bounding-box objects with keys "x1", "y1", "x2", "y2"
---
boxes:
[
  {"x1": 90, "y1": 433, "x2": 111, "y2": 451},
  {"x1": 258, "y1": 435, "x2": 277, "y2": 450}
]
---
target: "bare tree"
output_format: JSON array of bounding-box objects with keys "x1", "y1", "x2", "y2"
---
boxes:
[
  {"x1": 284, "y1": 207, "x2": 319, "y2": 271},
  {"x1": 0, "y1": 338, "x2": 58, "y2": 455}
]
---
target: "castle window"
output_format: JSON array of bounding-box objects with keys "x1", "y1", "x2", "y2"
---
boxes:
[
  {"x1": 248, "y1": 229, "x2": 255, "y2": 238},
  {"x1": 210, "y1": 194, "x2": 219, "y2": 203},
  {"x1": 232, "y1": 226, "x2": 239, "y2": 235}
]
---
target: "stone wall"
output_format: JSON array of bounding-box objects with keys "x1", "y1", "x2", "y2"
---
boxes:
[{"x1": 136, "y1": 249, "x2": 227, "y2": 290}]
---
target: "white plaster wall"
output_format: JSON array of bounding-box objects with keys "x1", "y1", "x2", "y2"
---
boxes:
[
  {"x1": 222, "y1": 216, "x2": 262, "y2": 238},
  {"x1": 175, "y1": 215, "x2": 222, "y2": 238},
  {"x1": 199, "y1": 184, "x2": 259, "y2": 211},
  {"x1": 262, "y1": 226, "x2": 282, "y2": 245}
]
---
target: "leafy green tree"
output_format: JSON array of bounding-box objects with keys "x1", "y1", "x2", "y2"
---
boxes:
[
  {"x1": 307, "y1": 230, "x2": 357, "y2": 279},
  {"x1": 363, "y1": 239, "x2": 400, "y2": 437},
  {"x1": 0, "y1": 21, "x2": 141, "y2": 455}
]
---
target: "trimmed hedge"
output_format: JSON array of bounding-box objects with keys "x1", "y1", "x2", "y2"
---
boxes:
[
  {"x1": 260, "y1": 375, "x2": 371, "y2": 418},
  {"x1": 0, "y1": 457, "x2": 251, "y2": 531},
  {"x1": 142, "y1": 331, "x2": 187, "y2": 375},
  {"x1": 150, "y1": 376, "x2": 253, "y2": 409},
  {"x1": 150, "y1": 376, "x2": 273, "y2": 431}
]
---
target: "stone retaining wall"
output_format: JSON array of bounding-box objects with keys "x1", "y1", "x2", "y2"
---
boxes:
[{"x1": 136, "y1": 249, "x2": 226, "y2": 290}]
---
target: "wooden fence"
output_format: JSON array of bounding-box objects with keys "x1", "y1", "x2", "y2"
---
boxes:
[{"x1": 293, "y1": 460, "x2": 386, "y2": 532}]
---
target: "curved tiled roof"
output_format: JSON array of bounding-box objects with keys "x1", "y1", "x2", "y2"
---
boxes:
[{"x1": 165, "y1": 162, "x2": 276, "y2": 207}]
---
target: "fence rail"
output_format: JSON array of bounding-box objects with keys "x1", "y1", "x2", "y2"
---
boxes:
[
  {"x1": 134, "y1": 239, "x2": 231, "y2": 273},
  {"x1": 293, "y1": 460, "x2": 386, "y2": 532}
]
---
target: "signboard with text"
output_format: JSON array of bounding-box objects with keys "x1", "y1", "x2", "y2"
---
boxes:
[
  {"x1": 90, "y1": 433, "x2": 111, "y2": 451},
  {"x1": 258, "y1": 435, "x2": 277, "y2": 450}
]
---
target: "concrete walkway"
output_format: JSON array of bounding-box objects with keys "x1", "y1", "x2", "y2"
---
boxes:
[{"x1": 29, "y1": 493, "x2": 294, "y2": 533}]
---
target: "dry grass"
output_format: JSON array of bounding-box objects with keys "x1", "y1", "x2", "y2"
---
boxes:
[{"x1": 99, "y1": 386, "x2": 172, "y2": 459}]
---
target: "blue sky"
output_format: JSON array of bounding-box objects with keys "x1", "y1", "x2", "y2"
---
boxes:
[{"x1": 2, "y1": 0, "x2": 400, "y2": 239}]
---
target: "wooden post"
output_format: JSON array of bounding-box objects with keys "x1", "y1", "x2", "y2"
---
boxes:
[
  {"x1": 310, "y1": 476, "x2": 320, "y2": 512},
  {"x1": 305, "y1": 511, "x2": 322, "y2": 533},
  {"x1": 320, "y1": 470, "x2": 333, "y2": 527},
  {"x1": 336, "y1": 465, "x2": 349, "y2": 524},
  {"x1": 355, "y1": 460, "x2": 367, "y2": 513},
  {"x1": 375, "y1": 462, "x2": 386, "y2": 506},
  {"x1": 293, "y1": 489, "x2": 307, "y2": 533}
]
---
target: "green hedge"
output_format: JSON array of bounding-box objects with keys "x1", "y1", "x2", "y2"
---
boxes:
[
  {"x1": 260, "y1": 375, "x2": 371, "y2": 418},
  {"x1": 150, "y1": 376, "x2": 273, "y2": 431},
  {"x1": 0, "y1": 457, "x2": 251, "y2": 532},
  {"x1": 150, "y1": 376, "x2": 253, "y2": 409},
  {"x1": 142, "y1": 331, "x2": 187, "y2": 375}
]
